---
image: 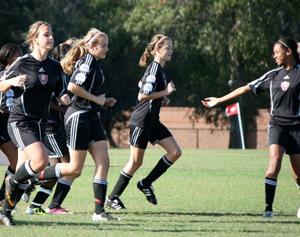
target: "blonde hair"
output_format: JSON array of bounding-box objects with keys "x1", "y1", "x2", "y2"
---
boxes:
[
  {"x1": 25, "y1": 21, "x2": 51, "y2": 52},
  {"x1": 139, "y1": 34, "x2": 170, "y2": 67},
  {"x1": 61, "y1": 28, "x2": 107, "y2": 75}
]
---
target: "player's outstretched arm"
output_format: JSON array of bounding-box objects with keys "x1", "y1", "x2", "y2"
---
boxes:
[{"x1": 202, "y1": 85, "x2": 251, "y2": 108}]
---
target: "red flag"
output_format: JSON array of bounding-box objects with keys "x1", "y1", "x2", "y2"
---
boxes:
[{"x1": 225, "y1": 103, "x2": 238, "y2": 117}]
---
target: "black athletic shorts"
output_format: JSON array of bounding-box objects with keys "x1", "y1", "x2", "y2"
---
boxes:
[
  {"x1": 65, "y1": 109, "x2": 106, "y2": 150},
  {"x1": 268, "y1": 123, "x2": 300, "y2": 155},
  {"x1": 44, "y1": 121, "x2": 69, "y2": 158},
  {"x1": 0, "y1": 113, "x2": 11, "y2": 145},
  {"x1": 8, "y1": 118, "x2": 46, "y2": 150},
  {"x1": 129, "y1": 121, "x2": 172, "y2": 149}
]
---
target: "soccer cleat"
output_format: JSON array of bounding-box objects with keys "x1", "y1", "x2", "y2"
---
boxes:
[
  {"x1": 263, "y1": 210, "x2": 273, "y2": 218},
  {"x1": 106, "y1": 197, "x2": 126, "y2": 210},
  {"x1": 137, "y1": 181, "x2": 157, "y2": 205},
  {"x1": 0, "y1": 214, "x2": 16, "y2": 226},
  {"x1": 25, "y1": 206, "x2": 47, "y2": 215},
  {"x1": 92, "y1": 212, "x2": 120, "y2": 222},
  {"x1": 45, "y1": 207, "x2": 73, "y2": 215}
]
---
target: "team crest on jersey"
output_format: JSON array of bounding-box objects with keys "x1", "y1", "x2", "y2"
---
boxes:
[
  {"x1": 79, "y1": 63, "x2": 90, "y2": 73},
  {"x1": 146, "y1": 75, "x2": 156, "y2": 83},
  {"x1": 39, "y1": 74, "x2": 48, "y2": 85},
  {"x1": 280, "y1": 81, "x2": 290, "y2": 91}
]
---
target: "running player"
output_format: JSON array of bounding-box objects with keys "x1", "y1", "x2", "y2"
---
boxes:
[
  {"x1": 0, "y1": 21, "x2": 70, "y2": 226},
  {"x1": 38, "y1": 28, "x2": 119, "y2": 222},
  {"x1": 24, "y1": 40, "x2": 77, "y2": 215},
  {"x1": 106, "y1": 34, "x2": 182, "y2": 210},
  {"x1": 0, "y1": 43, "x2": 23, "y2": 206},
  {"x1": 202, "y1": 37, "x2": 300, "y2": 218}
]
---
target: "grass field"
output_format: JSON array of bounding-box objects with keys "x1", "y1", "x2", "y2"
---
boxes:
[{"x1": 1, "y1": 148, "x2": 300, "y2": 236}]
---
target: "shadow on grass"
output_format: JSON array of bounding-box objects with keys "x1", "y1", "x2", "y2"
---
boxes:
[
  {"x1": 109, "y1": 210, "x2": 295, "y2": 218},
  {"x1": 12, "y1": 220, "x2": 267, "y2": 234}
]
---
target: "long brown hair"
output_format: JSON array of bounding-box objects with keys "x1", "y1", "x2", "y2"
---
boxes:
[
  {"x1": 139, "y1": 34, "x2": 170, "y2": 67},
  {"x1": 61, "y1": 28, "x2": 107, "y2": 75},
  {"x1": 0, "y1": 43, "x2": 23, "y2": 70}
]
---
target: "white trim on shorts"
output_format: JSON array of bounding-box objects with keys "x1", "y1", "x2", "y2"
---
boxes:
[
  {"x1": 66, "y1": 110, "x2": 88, "y2": 149},
  {"x1": 10, "y1": 121, "x2": 25, "y2": 150}
]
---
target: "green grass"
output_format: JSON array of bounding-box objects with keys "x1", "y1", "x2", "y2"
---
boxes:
[{"x1": 1, "y1": 148, "x2": 300, "y2": 236}]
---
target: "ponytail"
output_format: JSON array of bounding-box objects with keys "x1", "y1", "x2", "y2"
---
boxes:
[
  {"x1": 61, "y1": 28, "x2": 107, "y2": 75},
  {"x1": 61, "y1": 40, "x2": 87, "y2": 75},
  {"x1": 139, "y1": 34, "x2": 170, "y2": 67}
]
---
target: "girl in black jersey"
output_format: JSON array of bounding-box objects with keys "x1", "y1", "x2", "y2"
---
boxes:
[
  {"x1": 0, "y1": 21, "x2": 70, "y2": 226},
  {"x1": 202, "y1": 37, "x2": 300, "y2": 218},
  {"x1": 106, "y1": 34, "x2": 182, "y2": 210},
  {"x1": 24, "y1": 40, "x2": 77, "y2": 215},
  {"x1": 39, "y1": 28, "x2": 119, "y2": 222},
  {"x1": 0, "y1": 43, "x2": 23, "y2": 207}
]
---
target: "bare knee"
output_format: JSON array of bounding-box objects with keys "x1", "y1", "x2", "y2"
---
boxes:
[
  {"x1": 72, "y1": 169, "x2": 82, "y2": 177},
  {"x1": 167, "y1": 148, "x2": 182, "y2": 162},
  {"x1": 266, "y1": 153, "x2": 282, "y2": 178},
  {"x1": 66, "y1": 165, "x2": 82, "y2": 177},
  {"x1": 34, "y1": 159, "x2": 49, "y2": 172},
  {"x1": 132, "y1": 159, "x2": 143, "y2": 169},
  {"x1": 73, "y1": 172, "x2": 81, "y2": 178}
]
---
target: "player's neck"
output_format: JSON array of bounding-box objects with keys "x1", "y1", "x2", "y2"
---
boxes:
[
  {"x1": 31, "y1": 48, "x2": 49, "y2": 61},
  {"x1": 153, "y1": 57, "x2": 165, "y2": 67}
]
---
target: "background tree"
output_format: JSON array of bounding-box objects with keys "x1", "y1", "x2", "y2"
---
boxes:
[{"x1": 1, "y1": 0, "x2": 300, "y2": 147}]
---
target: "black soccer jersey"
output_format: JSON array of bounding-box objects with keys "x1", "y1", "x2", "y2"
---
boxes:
[
  {"x1": 4, "y1": 54, "x2": 65, "y2": 121},
  {"x1": 69, "y1": 53, "x2": 105, "y2": 112},
  {"x1": 129, "y1": 61, "x2": 168, "y2": 127},
  {"x1": 249, "y1": 64, "x2": 300, "y2": 125},
  {"x1": 48, "y1": 73, "x2": 69, "y2": 124}
]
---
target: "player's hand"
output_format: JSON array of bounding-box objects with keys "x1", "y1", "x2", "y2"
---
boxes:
[
  {"x1": 201, "y1": 97, "x2": 219, "y2": 108},
  {"x1": 105, "y1": 97, "x2": 117, "y2": 107},
  {"x1": 60, "y1": 94, "x2": 71, "y2": 105},
  {"x1": 165, "y1": 81, "x2": 176, "y2": 95},
  {"x1": 95, "y1": 94, "x2": 106, "y2": 106},
  {"x1": 162, "y1": 97, "x2": 170, "y2": 106},
  {"x1": 12, "y1": 74, "x2": 27, "y2": 87}
]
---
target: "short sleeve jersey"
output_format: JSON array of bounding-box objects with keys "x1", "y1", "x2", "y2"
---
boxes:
[
  {"x1": 69, "y1": 53, "x2": 105, "y2": 112},
  {"x1": 129, "y1": 61, "x2": 167, "y2": 127},
  {"x1": 5, "y1": 54, "x2": 65, "y2": 121},
  {"x1": 249, "y1": 64, "x2": 300, "y2": 125}
]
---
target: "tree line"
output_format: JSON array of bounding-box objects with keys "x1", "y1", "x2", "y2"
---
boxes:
[{"x1": 1, "y1": 0, "x2": 300, "y2": 147}]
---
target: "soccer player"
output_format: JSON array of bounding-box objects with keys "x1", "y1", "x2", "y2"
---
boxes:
[
  {"x1": 24, "y1": 40, "x2": 77, "y2": 215},
  {"x1": 106, "y1": 34, "x2": 182, "y2": 210},
  {"x1": 0, "y1": 43, "x2": 24, "y2": 207},
  {"x1": 202, "y1": 37, "x2": 300, "y2": 218},
  {"x1": 0, "y1": 21, "x2": 70, "y2": 226},
  {"x1": 38, "y1": 28, "x2": 119, "y2": 222}
]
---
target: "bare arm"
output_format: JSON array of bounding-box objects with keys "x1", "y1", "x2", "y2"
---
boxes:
[
  {"x1": 202, "y1": 85, "x2": 251, "y2": 108},
  {"x1": 138, "y1": 90, "x2": 169, "y2": 102},
  {"x1": 0, "y1": 75, "x2": 27, "y2": 92},
  {"x1": 138, "y1": 81, "x2": 176, "y2": 102},
  {"x1": 68, "y1": 82, "x2": 106, "y2": 105}
]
